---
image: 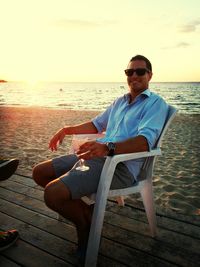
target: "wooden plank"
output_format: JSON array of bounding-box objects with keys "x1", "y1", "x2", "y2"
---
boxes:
[
  {"x1": 0, "y1": 212, "x2": 79, "y2": 266},
  {"x1": 0, "y1": 255, "x2": 21, "y2": 267},
  {"x1": 8, "y1": 173, "x2": 200, "y2": 228},
  {"x1": 1, "y1": 181, "x2": 200, "y2": 253},
  {"x1": 0, "y1": 179, "x2": 44, "y2": 201},
  {"x1": 107, "y1": 202, "x2": 200, "y2": 238},
  {"x1": 1, "y1": 194, "x2": 199, "y2": 267},
  {"x1": 0, "y1": 198, "x2": 176, "y2": 266},
  {"x1": 1, "y1": 239, "x2": 73, "y2": 267},
  {"x1": 5, "y1": 175, "x2": 200, "y2": 236},
  {"x1": 1, "y1": 174, "x2": 200, "y2": 267},
  {"x1": 9, "y1": 173, "x2": 200, "y2": 227},
  {"x1": 0, "y1": 186, "x2": 57, "y2": 219},
  {"x1": 102, "y1": 223, "x2": 200, "y2": 267},
  {"x1": 2, "y1": 178, "x2": 200, "y2": 242},
  {"x1": 0, "y1": 200, "x2": 127, "y2": 267},
  {"x1": 10, "y1": 174, "x2": 39, "y2": 188},
  {"x1": 100, "y1": 238, "x2": 177, "y2": 267},
  {"x1": 125, "y1": 196, "x2": 200, "y2": 226},
  {"x1": 0, "y1": 212, "x2": 176, "y2": 267},
  {"x1": 104, "y1": 209, "x2": 200, "y2": 254},
  {"x1": 0, "y1": 198, "x2": 77, "y2": 243}
]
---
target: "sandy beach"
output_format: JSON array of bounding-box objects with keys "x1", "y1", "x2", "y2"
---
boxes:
[{"x1": 0, "y1": 106, "x2": 200, "y2": 215}]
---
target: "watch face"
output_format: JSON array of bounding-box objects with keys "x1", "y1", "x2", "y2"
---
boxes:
[
  {"x1": 108, "y1": 142, "x2": 115, "y2": 150},
  {"x1": 107, "y1": 142, "x2": 115, "y2": 156}
]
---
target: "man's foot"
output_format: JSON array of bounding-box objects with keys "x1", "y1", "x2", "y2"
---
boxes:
[
  {"x1": 0, "y1": 230, "x2": 19, "y2": 251},
  {"x1": 75, "y1": 245, "x2": 87, "y2": 265},
  {"x1": 0, "y1": 158, "x2": 19, "y2": 181},
  {"x1": 76, "y1": 220, "x2": 92, "y2": 265}
]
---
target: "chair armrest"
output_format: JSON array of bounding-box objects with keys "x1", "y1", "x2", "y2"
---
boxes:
[
  {"x1": 95, "y1": 148, "x2": 161, "y2": 203},
  {"x1": 109, "y1": 148, "x2": 162, "y2": 165}
]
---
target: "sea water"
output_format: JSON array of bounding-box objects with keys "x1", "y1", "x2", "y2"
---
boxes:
[{"x1": 0, "y1": 81, "x2": 200, "y2": 114}]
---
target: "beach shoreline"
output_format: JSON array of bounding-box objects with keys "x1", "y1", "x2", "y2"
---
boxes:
[{"x1": 0, "y1": 106, "x2": 199, "y2": 216}]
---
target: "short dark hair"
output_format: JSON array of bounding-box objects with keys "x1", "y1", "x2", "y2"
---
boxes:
[{"x1": 130, "y1": 55, "x2": 152, "y2": 72}]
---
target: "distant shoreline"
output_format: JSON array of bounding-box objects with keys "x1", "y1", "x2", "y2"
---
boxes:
[{"x1": 1, "y1": 80, "x2": 200, "y2": 84}]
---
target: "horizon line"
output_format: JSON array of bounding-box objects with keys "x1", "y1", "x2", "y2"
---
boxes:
[{"x1": 1, "y1": 80, "x2": 200, "y2": 83}]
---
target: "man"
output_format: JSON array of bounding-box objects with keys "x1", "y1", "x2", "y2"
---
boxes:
[
  {"x1": 0, "y1": 158, "x2": 19, "y2": 251},
  {"x1": 32, "y1": 55, "x2": 168, "y2": 261}
]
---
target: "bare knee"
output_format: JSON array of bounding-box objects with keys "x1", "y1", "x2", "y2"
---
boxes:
[
  {"x1": 32, "y1": 160, "x2": 55, "y2": 187},
  {"x1": 44, "y1": 179, "x2": 71, "y2": 212},
  {"x1": 32, "y1": 163, "x2": 45, "y2": 186}
]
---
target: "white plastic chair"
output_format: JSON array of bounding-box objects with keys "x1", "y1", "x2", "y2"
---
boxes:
[{"x1": 83, "y1": 105, "x2": 177, "y2": 267}]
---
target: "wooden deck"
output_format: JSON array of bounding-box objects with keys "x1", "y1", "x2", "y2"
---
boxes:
[{"x1": 0, "y1": 173, "x2": 200, "y2": 267}]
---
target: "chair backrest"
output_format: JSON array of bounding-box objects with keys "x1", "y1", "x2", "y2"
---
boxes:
[
  {"x1": 138, "y1": 105, "x2": 177, "y2": 181},
  {"x1": 156, "y1": 105, "x2": 177, "y2": 148}
]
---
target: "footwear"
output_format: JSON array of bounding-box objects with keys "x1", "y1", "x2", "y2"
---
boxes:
[
  {"x1": 0, "y1": 158, "x2": 19, "y2": 181},
  {"x1": 0, "y1": 230, "x2": 19, "y2": 251},
  {"x1": 75, "y1": 246, "x2": 87, "y2": 266}
]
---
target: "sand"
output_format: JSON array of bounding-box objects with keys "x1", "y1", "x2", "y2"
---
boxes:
[{"x1": 0, "y1": 106, "x2": 200, "y2": 215}]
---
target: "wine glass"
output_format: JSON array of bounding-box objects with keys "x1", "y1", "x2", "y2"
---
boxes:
[{"x1": 72, "y1": 137, "x2": 90, "y2": 171}]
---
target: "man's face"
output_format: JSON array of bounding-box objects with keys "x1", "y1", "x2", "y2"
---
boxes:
[{"x1": 126, "y1": 60, "x2": 152, "y2": 96}]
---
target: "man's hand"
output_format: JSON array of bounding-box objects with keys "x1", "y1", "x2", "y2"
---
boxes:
[
  {"x1": 76, "y1": 141, "x2": 108, "y2": 160},
  {"x1": 49, "y1": 128, "x2": 66, "y2": 151}
]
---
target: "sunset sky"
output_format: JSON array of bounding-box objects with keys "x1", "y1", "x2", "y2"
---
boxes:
[{"x1": 0, "y1": 0, "x2": 199, "y2": 82}]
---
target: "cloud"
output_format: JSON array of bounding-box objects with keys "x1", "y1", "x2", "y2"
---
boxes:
[
  {"x1": 178, "y1": 19, "x2": 200, "y2": 33},
  {"x1": 53, "y1": 19, "x2": 117, "y2": 29},
  {"x1": 162, "y1": 42, "x2": 190, "y2": 50},
  {"x1": 176, "y1": 42, "x2": 190, "y2": 48}
]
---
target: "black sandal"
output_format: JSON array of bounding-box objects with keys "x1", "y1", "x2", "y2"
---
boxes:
[{"x1": 0, "y1": 230, "x2": 19, "y2": 251}]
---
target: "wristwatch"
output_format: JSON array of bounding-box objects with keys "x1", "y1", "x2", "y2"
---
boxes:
[{"x1": 106, "y1": 142, "x2": 116, "y2": 156}]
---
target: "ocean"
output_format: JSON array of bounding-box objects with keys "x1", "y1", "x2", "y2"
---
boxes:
[{"x1": 0, "y1": 81, "x2": 200, "y2": 113}]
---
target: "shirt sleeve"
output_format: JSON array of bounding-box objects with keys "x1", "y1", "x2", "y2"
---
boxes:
[
  {"x1": 137, "y1": 97, "x2": 169, "y2": 150},
  {"x1": 92, "y1": 103, "x2": 113, "y2": 133}
]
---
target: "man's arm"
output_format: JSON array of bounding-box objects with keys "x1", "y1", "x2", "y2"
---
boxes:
[
  {"x1": 64, "y1": 121, "x2": 98, "y2": 135},
  {"x1": 77, "y1": 135, "x2": 148, "y2": 159},
  {"x1": 49, "y1": 121, "x2": 98, "y2": 151},
  {"x1": 114, "y1": 135, "x2": 149, "y2": 154}
]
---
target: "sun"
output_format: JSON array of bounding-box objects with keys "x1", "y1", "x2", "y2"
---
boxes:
[{"x1": 27, "y1": 78, "x2": 38, "y2": 86}]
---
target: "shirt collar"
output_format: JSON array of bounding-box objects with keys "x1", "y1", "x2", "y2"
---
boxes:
[
  {"x1": 141, "y1": 89, "x2": 151, "y2": 97},
  {"x1": 125, "y1": 89, "x2": 151, "y2": 102}
]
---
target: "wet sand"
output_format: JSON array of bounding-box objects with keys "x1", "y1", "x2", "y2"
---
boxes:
[{"x1": 0, "y1": 106, "x2": 199, "y2": 215}]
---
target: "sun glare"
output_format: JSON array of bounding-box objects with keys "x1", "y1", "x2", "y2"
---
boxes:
[{"x1": 27, "y1": 79, "x2": 38, "y2": 86}]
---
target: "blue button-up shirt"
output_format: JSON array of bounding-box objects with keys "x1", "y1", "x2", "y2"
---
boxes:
[{"x1": 92, "y1": 89, "x2": 169, "y2": 182}]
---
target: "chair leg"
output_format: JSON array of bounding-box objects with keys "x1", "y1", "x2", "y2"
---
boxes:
[
  {"x1": 84, "y1": 198, "x2": 107, "y2": 267},
  {"x1": 140, "y1": 181, "x2": 157, "y2": 237}
]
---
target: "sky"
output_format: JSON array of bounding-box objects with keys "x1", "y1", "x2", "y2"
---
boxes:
[{"x1": 0, "y1": 0, "x2": 200, "y2": 82}]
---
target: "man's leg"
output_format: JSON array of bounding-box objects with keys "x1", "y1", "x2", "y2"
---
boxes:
[
  {"x1": 44, "y1": 178, "x2": 93, "y2": 260},
  {"x1": 32, "y1": 155, "x2": 78, "y2": 188},
  {"x1": 42, "y1": 157, "x2": 107, "y2": 262},
  {"x1": 33, "y1": 156, "x2": 92, "y2": 260}
]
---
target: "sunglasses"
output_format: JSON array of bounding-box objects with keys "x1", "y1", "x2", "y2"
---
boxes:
[{"x1": 124, "y1": 68, "x2": 150, "y2": 77}]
